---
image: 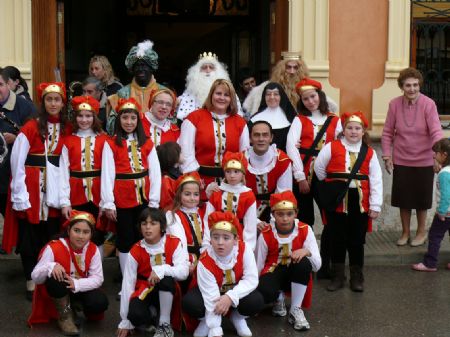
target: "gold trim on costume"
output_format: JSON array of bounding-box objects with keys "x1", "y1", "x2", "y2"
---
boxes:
[
  {"x1": 42, "y1": 84, "x2": 64, "y2": 98},
  {"x1": 272, "y1": 200, "x2": 296, "y2": 211},
  {"x1": 119, "y1": 102, "x2": 138, "y2": 112},
  {"x1": 71, "y1": 213, "x2": 96, "y2": 226},
  {"x1": 77, "y1": 102, "x2": 94, "y2": 112},
  {"x1": 211, "y1": 221, "x2": 237, "y2": 235},
  {"x1": 224, "y1": 159, "x2": 244, "y2": 172},
  {"x1": 345, "y1": 115, "x2": 363, "y2": 125},
  {"x1": 179, "y1": 175, "x2": 199, "y2": 188}
]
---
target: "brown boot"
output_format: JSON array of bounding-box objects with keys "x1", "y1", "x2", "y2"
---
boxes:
[
  {"x1": 53, "y1": 295, "x2": 79, "y2": 336},
  {"x1": 327, "y1": 263, "x2": 345, "y2": 291},
  {"x1": 349, "y1": 265, "x2": 364, "y2": 292}
]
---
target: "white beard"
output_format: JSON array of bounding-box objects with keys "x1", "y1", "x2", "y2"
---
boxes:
[{"x1": 185, "y1": 60, "x2": 231, "y2": 107}]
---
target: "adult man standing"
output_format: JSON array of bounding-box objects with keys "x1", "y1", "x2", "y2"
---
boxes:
[
  {"x1": 107, "y1": 40, "x2": 165, "y2": 134},
  {"x1": 82, "y1": 76, "x2": 108, "y2": 130},
  {"x1": 243, "y1": 52, "x2": 337, "y2": 117},
  {"x1": 0, "y1": 68, "x2": 36, "y2": 253},
  {"x1": 176, "y1": 52, "x2": 243, "y2": 122},
  {"x1": 244, "y1": 121, "x2": 292, "y2": 225}
]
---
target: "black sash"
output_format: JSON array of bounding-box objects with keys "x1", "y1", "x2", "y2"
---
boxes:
[
  {"x1": 25, "y1": 154, "x2": 60, "y2": 167},
  {"x1": 326, "y1": 172, "x2": 368, "y2": 180},
  {"x1": 198, "y1": 165, "x2": 224, "y2": 178},
  {"x1": 115, "y1": 169, "x2": 148, "y2": 180},
  {"x1": 256, "y1": 192, "x2": 271, "y2": 201},
  {"x1": 300, "y1": 115, "x2": 334, "y2": 164},
  {"x1": 70, "y1": 170, "x2": 101, "y2": 178},
  {"x1": 179, "y1": 211, "x2": 201, "y2": 257}
]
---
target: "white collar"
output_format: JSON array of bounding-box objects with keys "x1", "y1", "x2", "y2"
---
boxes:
[
  {"x1": 145, "y1": 111, "x2": 171, "y2": 132},
  {"x1": 246, "y1": 144, "x2": 278, "y2": 174},
  {"x1": 126, "y1": 133, "x2": 136, "y2": 141},
  {"x1": 180, "y1": 206, "x2": 199, "y2": 214},
  {"x1": 340, "y1": 137, "x2": 363, "y2": 151},
  {"x1": 211, "y1": 112, "x2": 229, "y2": 120},
  {"x1": 220, "y1": 182, "x2": 250, "y2": 193},
  {"x1": 75, "y1": 129, "x2": 96, "y2": 137},
  {"x1": 207, "y1": 244, "x2": 238, "y2": 269},
  {"x1": 140, "y1": 235, "x2": 165, "y2": 252}
]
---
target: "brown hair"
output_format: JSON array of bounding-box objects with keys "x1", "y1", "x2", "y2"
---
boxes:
[
  {"x1": 156, "y1": 141, "x2": 181, "y2": 173},
  {"x1": 170, "y1": 181, "x2": 201, "y2": 214},
  {"x1": 71, "y1": 109, "x2": 103, "y2": 134},
  {"x1": 397, "y1": 67, "x2": 424, "y2": 88},
  {"x1": 203, "y1": 79, "x2": 239, "y2": 116},
  {"x1": 38, "y1": 98, "x2": 69, "y2": 141},
  {"x1": 432, "y1": 138, "x2": 450, "y2": 167}
]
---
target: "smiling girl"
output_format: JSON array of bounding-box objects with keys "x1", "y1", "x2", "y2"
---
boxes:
[
  {"x1": 314, "y1": 112, "x2": 382, "y2": 292},
  {"x1": 28, "y1": 211, "x2": 108, "y2": 336}
]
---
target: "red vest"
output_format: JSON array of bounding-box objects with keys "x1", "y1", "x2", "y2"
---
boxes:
[
  {"x1": 260, "y1": 222, "x2": 309, "y2": 275},
  {"x1": 199, "y1": 241, "x2": 245, "y2": 293},
  {"x1": 63, "y1": 133, "x2": 107, "y2": 206},
  {"x1": 245, "y1": 149, "x2": 291, "y2": 208},
  {"x1": 186, "y1": 109, "x2": 247, "y2": 187},
  {"x1": 297, "y1": 114, "x2": 339, "y2": 177},
  {"x1": 325, "y1": 140, "x2": 373, "y2": 213},
  {"x1": 28, "y1": 239, "x2": 98, "y2": 325},
  {"x1": 142, "y1": 117, "x2": 180, "y2": 146},
  {"x1": 160, "y1": 175, "x2": 177, "y2": 211},
  {"x1": 175, "y1": 207, "x2": 206, "y2": 263},
  {"x1": 107, "y1": 137, "x2": 155, "y2": 208},
  {"x1": 129, "y1": 235, "x2": 180, "y2": 299}
]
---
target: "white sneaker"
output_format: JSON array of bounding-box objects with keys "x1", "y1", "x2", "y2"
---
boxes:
[
  {"x1": 288, "y1": 307, "x2": 310, "y2": 331},
  {"x1": 230, "y1": 310, "x2": 252, "y2": 337},
  {"x1": 153, "y1": 322, "x2": 174, "y2": 337},
  {"x1": 272, "y1": 297, "x2": 287, "y2": 317},
  {"x1": 193, "y1": 319, "x2": 209, "y2": 337}
]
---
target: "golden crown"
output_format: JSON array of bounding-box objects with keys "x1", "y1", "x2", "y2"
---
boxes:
[
  {"x1": 272, "y1": 200, "x2": 297, "y2": 211},
  {"x1": 211, "y1": 221, "x2": 237, "y2": 235},
  {"x1": 199, "y1": 52, "x2": 218, "y2": 62},
  {"x1": 281, "y1": 51, "x2": 302, "y2": 61}
]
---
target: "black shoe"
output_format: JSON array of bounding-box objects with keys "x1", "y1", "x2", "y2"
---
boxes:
[
  {"x1": 26, "y1": 290, "x2": 34, "y2": 302},
  {"x1": 317, "y1": 267, "x2": 332, "y2": 280}
]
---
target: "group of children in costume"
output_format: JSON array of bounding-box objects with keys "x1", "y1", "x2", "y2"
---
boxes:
[{"x1": 5, "y1": 77, "x2": 449, "y2": 337}]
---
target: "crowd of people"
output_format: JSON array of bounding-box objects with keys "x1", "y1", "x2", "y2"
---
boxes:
[{"x1": 0, "y1": 39, "x2": 448, "y2": 337}]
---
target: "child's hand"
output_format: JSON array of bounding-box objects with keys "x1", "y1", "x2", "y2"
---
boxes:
[
  {"x1": 64, "y1": 276, "x2": 75, "y2": 290},
  {"x1": 189, "y1": 264, "x2": 196, "y2": 276},
  {"x1": 257, "y1": 221, "x2": 268, "y2": 232},
  {"x1": 214, "y1": 294, "x2": 232, "y2": 315},
  {"x1": 291, "y1": 248, "x2": 310, "y2": 263},
  {"x1": 104, "y1": 208, "x2": 117, "y2": 222},
  {"x1": 51, "y1": 263, "x2": 67, "y2": 282},
  {"x1": 298, "y1": 180, "x2": 310, "y2": 194},
  {"x1": 61, "y1": 206, "x2": 72, "y2": 220},
  {"x1": 117, "y1": 328, "x2": 133, "y2": 337},
  {"x1": 148, "y1": 271, "x2": 160, "y2": 285},
  {"x1": 205, "y1": 182, "x2": 220, "y2": 198},
  {"x1": 437, "y1": 213, "x2": 446, "y2": 221},
  {"x1": 368, "y1": 210, "x2": 379, "y2": 219}
]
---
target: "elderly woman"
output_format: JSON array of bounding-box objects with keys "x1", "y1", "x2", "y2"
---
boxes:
[
  {"x1": 89, "y1": 55, "x2": 123, "y2": 96},
  {"x1": 250, "y1": 82, "x2": 297, "y2": 152},
  {"x1": 382, "y1": 67, "x2": 443, "y2": 247},
  {"x1": 179, "y1": 79, "x2": 249, "y2": 200},
  {"x1": 142, "y1": 88, "x2": 180, "y2": 146}
]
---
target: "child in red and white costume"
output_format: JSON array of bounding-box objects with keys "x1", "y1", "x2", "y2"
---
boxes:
[
  {"x1": 118, "y1": 208, "x2": 189, "y2": 337},
  {"x1": 182, "y1": 211, "x2": 264, "y2": 337},
  {"x1": 60, "y1": 95, "x2": 108, "y2": 249},
  {"x1": 29, "y1": 211, "x2": 108, "y2": 336},
  {"x1": 203, "y1": 152, "x2": 257, "y2": 251},
  {"x1": 5, "y1": 82, "x2": 70, "y2": 300},
  {"x1": 142, "y1": 88, "x2": 180, "y2": 146},
  {"x1": 166, "y1": 172, "x2": 205, "y2": 276},
  {"x1": 157, "y1": 141, "x2": 182, "y2": 211},
  {"x1": 314, "y1": 111, "x2": 382, "y2": 292},
  {"x1": 179, "y1": 79, "x2": 249, "y2": 200},
  {"x1": 100, "y1": 98, "x2": 161, "y2": 274},
  {"x1": 256, "y1": 191, "x2": 321, "y2": 331}
]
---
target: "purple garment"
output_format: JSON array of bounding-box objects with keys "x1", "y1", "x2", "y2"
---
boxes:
[
  {"x1": 381, "y1": 94, "x2": 443, "y2": 167},
  {"x1": 423, "y1": 215, "x2": 450, "y2": 268}
]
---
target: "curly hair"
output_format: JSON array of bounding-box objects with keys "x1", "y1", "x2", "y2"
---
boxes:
[
  {"x1": 397, "y1": 67, "x2": 423, "y2": 88},
  {"x1": 89, "y1": 55, "x2": 117, "y2": 85}
]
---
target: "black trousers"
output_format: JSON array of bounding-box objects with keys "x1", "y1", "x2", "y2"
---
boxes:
[
  {"x1": 18, "y1": 217, "x2": 60, "y2": 280},
  {"x1": 182, "y1": 286, "x2": 264, "y2": 319},
  {"x1": 45, "y1": 277, "x2": 109, "y2": 314},
  {"x1": 72, "y1": 202, "x2": 105, "y2": 246},
  {"x1": 326, "y1": 189, "x2": 368, "y2": 267},
  {"x1": 294, "y1": 174, "x2": 322, "y2": 227},
  {"x1": 127, "y1": 276, "x2": 175, "y2": 327},
  {"x1": 257, "y1": 258, "x2": 312, "y2": 304},
  {"x1": 116, "y1": 204, "x2": 147, "y2": 253}
]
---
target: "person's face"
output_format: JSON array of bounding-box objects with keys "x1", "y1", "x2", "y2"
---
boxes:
[
  {"x1": 285, "y1": 61, "x2": 299, "y2": 76},
  {"x1": 140, "y1": 216, "x2": 162, "y2": 244},
  {"x1": 211, "y1": 84, "x2": 231, "y2": 114},
  {"x1": 200, "y1": 63, "x2": 215, "y2": 75},
  {"x1": 90, "y1": 62, "x2": 106, "y2": 81},
  {"x1": 133, "y1": 60, "x2": 152, "y2": 87},
  {"x1": 68, "y1": 221, "x2": 92, "y2": 251},
  {"x1": 241, "y1": 77, "x2": 256, "y2": 94},
  {"x1": 225, "y1": 168, "x2": 244, "y2": 185},
  {"x1": 0, "y1": 76, "x2": 10, "y2": 102},
  {"x1": 343, "y1": 121, "x2": 364, "y2": 144},
  {"x1": 265, "y1": 88, "x2": 281, "y2": 109},
  {"x1": 76, "y1": 110, "x2": 95, "y2": 131},
  {"x1": 151, "y1": 92, "x2": 173, "y2": 121},
  {"x1": 273, "y1": 209, "x2": 296, "y2": 232},
  {"x1": 434, "y1": 151, "x2": 448, "y2": 165},
  {"x1": 180, "y1": 182, "x2": 200, "y2": 209},
  {"x1": 120, "y1": 112, "x2": 138, "y2": 134},
  {"x1": 44, "y1": 92, "x2": 64, "y2": 116},
  {"x1": 402, "y1": 77, "x2": 420, "y2": 102},
  {"x1": 82, "y1": 83, "x2": 102, "y2": 101},
  {"x1": 211, "y1": 229, "x2": 237, "y2": 257},
  {"x1": 251, "y1": 123, "x2": 273, "y2": 155},
  {"x1": 6, "y1": 78, "x2": 19, "y2": 91},
  {"x1": 301, "y1": 89, "x2": 320, "y2": 112}
]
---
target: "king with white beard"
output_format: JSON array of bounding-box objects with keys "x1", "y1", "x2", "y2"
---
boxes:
[{"x1": 176, "y1": 52, "x2": 243, "y2": 121}]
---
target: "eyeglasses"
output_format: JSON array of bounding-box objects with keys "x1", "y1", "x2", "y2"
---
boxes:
[{"x1": 153, "y1": 100, "x2": 173, "y2": 108}]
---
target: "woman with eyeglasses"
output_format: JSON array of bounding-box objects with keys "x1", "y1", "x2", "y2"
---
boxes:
[{"x1": 142, "y1": 89, "x2": 180, "y2": 147}]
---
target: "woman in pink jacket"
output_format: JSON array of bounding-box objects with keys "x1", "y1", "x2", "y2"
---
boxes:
[{"x1": 381, "y1": 68, "x2": 442, "y2": 247}]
